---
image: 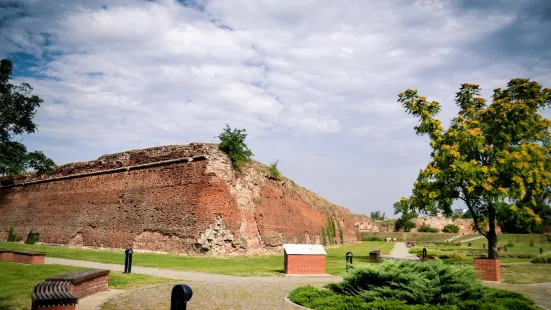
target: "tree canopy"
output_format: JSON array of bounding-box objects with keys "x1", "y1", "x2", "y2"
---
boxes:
[
  {"x1": 0, "y1": 59, "x2": 55, "y2": 177},
  {"x1": 398, "y1": 78, "x2": 551, "y2": 258},
  {"x1": 217, "y1": 124, "x2": 254, "y2": 172}
]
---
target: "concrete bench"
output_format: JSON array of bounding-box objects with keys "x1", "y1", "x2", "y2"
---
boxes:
[
  {"x1": 47, "y1": 269, "x2": 110, "y2": 299},
  {"x1": 32, "y1": 281, "x2": 77, "y2": 310},
  {"x1": 12, "y1": 250, "x2": 45, "y2": 265},
  {"x1": 0, "y1": 249, "x2": 13, "y2": 261}
]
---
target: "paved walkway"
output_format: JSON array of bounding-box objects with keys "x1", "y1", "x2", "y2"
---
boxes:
[
  {"x1": 45, "y1": 257, "x2": 341, "y2": 309},
  {"x1": 387, "y1": 242, "x2": 420, "y2": 260}
]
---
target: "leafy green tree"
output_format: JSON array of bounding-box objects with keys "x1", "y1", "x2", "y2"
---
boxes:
[
  {"x1": 0, "y1": 59, "x2": 55, "y2": 177},
  {"x1": 442, "y1": 224, "x2": 460, "y2": 233},
  {"x1": 398, "y1": 78, "x2": 551, "y2": 258},
  {"x1": 216, "y1": 124, "x2": 254, "y2": 172},
  {"x1": 497, "y1": 202, "x2": 543, "y2": 234},
  {"x1": 370, "y1": 211, "x2": 382, "y2": 220},
  {"x1": 393, "y1": 198, "x2": 418, "y2": 232}
]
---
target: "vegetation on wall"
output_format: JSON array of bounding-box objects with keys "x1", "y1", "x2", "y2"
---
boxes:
[
  {"x1": 418, "y1": 224, "x2": 439, "y2": 233},
  {"x1": 321, "y1": 227, "x2": 327, "y2": 246},
  {"x1": 264, "y1": 160, "x2": 281, "y2": 180},
  {"x1": 216, "y1": 124, "x2": 254, "y2": 172},
  {"x1": 336, "y1": 220, "x2": 344, "y2": 244},
  {"x1": 397, "y1": 78, "x2": 551, "y2": 259},
  {"x1": 24, "y1": 230, "x2": 40, "y2": 244}
]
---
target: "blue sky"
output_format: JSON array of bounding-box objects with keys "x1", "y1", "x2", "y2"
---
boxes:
[{"x1": 1, "y1": 0, "x2": 550, "y2": 216}]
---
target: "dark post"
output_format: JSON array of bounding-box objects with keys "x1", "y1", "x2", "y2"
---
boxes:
[
  {"x1": 483, "y1": 243, "x2": 486, "y2": 250},
  {"x1": 124, "y1": 248, "x2": 133, "y2": 274},
  {"x1": 541, "y1": 248, "x2": 544, "y2": 255},
  {"x1": 422, "y1": 248, "x2": 427, "y2": 261},
  {"x1": 346, "y1": 252, "x2": 353, "y2": 272},
  {"x1": 171, "y1": 284, "x2": 193, "y2": 310}
]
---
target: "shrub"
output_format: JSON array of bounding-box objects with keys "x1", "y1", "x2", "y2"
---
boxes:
[
  {"x1": 289, "y1": 260, "x2": 538, "y2": 309},
  {"x1": 442, "y1": 224, "x2": 459, "y2": 233},
  {"x1": 506, "y1": 240, "x2": 514, "y2": 247},
  {"x1": 363, "y1": 236, "x2": 384, "y2": 242},
  {"x1": 7, "y1": 225, "x2": 16, "y2": 242},
  {"x1": 321, "y1": 227, "x2": 327, "y2": 246},
  {"x1": 25, "y1": 230, "x2": 40, "y2": 244},
  {"x1": 265, "y1": 160, "x2": 281, "y2": 180},
  {"x1": 531, "y1": 253, "x2": 551, "y2": 263},
  {"x1": 418, "y1": 224, "x2": 439, "y2": 233},
  {"x1": 217, "y1": 124, "x2": 254, "y2": 172},
  {"x1": 529, "y1": 239, "x2": 534, "y2": 247}
]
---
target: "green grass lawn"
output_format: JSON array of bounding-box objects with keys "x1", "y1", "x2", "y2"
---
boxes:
[
  {"x1": 359, "y1": 231, "x2": 457, "y2": 242},
  {"x1": 0, "y1": 241, "x2": 395, "y2": 276},
  {"x1": 500, "y1": 263, "x2": 551, "y2": 284},
  {"x1": 0, "y1": 261, "x2": 172, "y2": 310}
]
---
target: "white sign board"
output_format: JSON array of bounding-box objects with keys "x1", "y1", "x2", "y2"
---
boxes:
[{"x1": 283, "y1": 244, "x2": 327, "y2": 255}]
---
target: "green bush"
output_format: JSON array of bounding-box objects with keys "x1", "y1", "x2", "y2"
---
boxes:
[
  {"x1": 7, "y1": 225, "x2": 16, "y2": 242},
  {"x1": 289, "y1": 261, "x2": 538, "y2": 309},
  {"x1": 395, "y1": 218, "x2": 416, "y2": 232},
  {"x1": 506, "y1": 240, "x2": 515, "y2": 247},
  {"x1": 531, "y1": 253, "x2": 551, "y2": 263},
  {"x1": 336, "y1": 220, "x2": 344, "y2": 244},
  {"x1": 25, "y1": 230, "x2": 40, "y2": 244},
  {"x1": 418, "y1": 224, "x2": 439, "y2": 233},
  {"x1": 321, "y1": 227, "x2": 327, "y2": 246},
  {"x1": 217, "y1": 124, "x2": 254, "y2": 172},
  {"x1": 442, "y1": 224, "x2": 459, "y2": 233},
  {"x1": 363, "y1": 236, "x2": 384, "y2": 242},
  {"x1": 529, "y1": 239, "x2": 534, "y2": 247},
  {"x1": 265, "y1": 160, "x2": 281, "y2": 180}
]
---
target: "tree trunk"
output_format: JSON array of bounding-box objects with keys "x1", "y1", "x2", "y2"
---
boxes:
[{"x1": 488, "y1": 204, "x2": 499, "y2": 259}]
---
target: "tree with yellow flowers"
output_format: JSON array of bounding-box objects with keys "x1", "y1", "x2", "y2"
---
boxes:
[{"x1": 398, "y1": 78, "x2": 551, "y2": 259}]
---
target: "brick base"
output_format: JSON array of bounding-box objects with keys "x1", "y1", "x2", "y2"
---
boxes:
[
  {"x1": 473, "y1": 257, "x2": 501, "y2": 282},
  {"x1": 0, "y1": 251, "x2": 13, "y2": 261},
  {"x1": 69, "y1": 275, "x2": 109, "y2": 298},
  {"x1": 13, "y1": 254, "x2": 45, "y2": 265},
  {"x1": 284, "y1": 254, "x2": 326, "y2": 274}
]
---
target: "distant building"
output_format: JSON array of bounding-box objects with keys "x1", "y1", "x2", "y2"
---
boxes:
[{"x1": 454, "y1": 208, "x2": 468, "y2": 215}]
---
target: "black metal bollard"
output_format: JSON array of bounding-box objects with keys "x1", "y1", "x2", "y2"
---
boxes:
[
  {"x1": 346, "y1": 252, "x2": 353, "y2": 272},
  {"x1": 124, "y1": 248, "x2": 133, "y2": 274},
  {"x1": 541, "y1": 248, "x2": 544, "y2": 255},
  {"x1": 422, "y1": 248, "x2": 427, "y2": 261},
  {"x1": 171, "y1": 284, "x2": 193, "y2": 310}
]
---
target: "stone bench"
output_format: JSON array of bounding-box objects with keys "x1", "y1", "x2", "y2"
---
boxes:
[
  {"x1": 32, "y1": 269, "x2": 110, "y2": 310},
  {"x1": 0, "y1": 249, "x2": 13, "y2": 261},
  {"x1": 12, "y1": 250, "x2": 46, "y2": 265},
  {"x1": 32, "y1": 281, "x2": 77, "y2": 310}
]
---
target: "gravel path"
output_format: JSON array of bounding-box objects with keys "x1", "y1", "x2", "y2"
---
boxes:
[
  {"x1": 387, "y1": 242, "x2": 419, "y2": 260},
  {"x1": 45, "y1": 257, "x2": 341, "y2": 309}
]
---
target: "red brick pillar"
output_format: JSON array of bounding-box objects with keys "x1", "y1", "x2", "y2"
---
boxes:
[{"x1": 473, "y1": 258, "x2": 500, "y2": 282}]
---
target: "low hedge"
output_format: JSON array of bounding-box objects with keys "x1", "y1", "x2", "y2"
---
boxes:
[
  {"x1": 531, "y1": 253, "x2": 551, "y2": 263},
  {"x1": 289, "y1": 260, "x2": 537, "y2": 309}
]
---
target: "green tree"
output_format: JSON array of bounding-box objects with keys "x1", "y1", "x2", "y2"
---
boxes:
[
  {"x1": 393, "y1": 198, "x2": 418, "y2": 232},
  {"x1": 398, "y1": 78, "x2": 551, "y2": 259},
  {"x1": 0, "y1": 59, "x2": 55, "y2": 177},
  {"x1": 497, "y1": 203, "x2": 543, "y2": 234},
  {"x1": 370, "y1": 211, "x2": 382, "y2": 220},
  {"x1": 216, "y1": 124, "x2": 254, "y2": 172}
]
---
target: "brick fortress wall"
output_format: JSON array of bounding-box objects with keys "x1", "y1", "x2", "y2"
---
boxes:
[{"x1": 0, "y1": 143, "x2": 361, "y2": 255}]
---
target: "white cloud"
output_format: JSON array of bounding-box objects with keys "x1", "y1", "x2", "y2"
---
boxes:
[{"x1": 3, "y1": 0, "x2": 551, "y2": 216}]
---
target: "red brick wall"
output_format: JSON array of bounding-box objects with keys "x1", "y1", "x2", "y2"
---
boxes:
[
  {"x1": 12, "y1": 253, "x2": 44, "y2": 265},
  {"x1": 473, "y1": 258, "x2": 501, "y2": 282},
  {"x1": 0, "y1": 144, "x2": 362, "y2": 254},
  {"x1": 34, "y1": 305, "x2": 76, "y2": 310},
  {"x1": 69, "y1": 275, "x2": 109, "y2": 299},
  {"x1": 0, "y1": 252, "x2": 13, "y2": 261},
  {"x1": 284, "y1": 254, "x2": 326, "y2": 274}
]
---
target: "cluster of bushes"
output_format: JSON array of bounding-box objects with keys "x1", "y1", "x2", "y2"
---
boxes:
[
  {"x1": 409, "y1": 247, "x2": 463, "y2": 260},
  {"x1": 418, "y1": 224, "x2": 439, "y2": 233},
  {"x1": 442, "y1": 224, "x2": 459, "y2": 233},
  {"x1": 289, "y1": 260, "x2": 538, "y2": 309},
  {"x1": 531, "y1": 253, "x2": 551, "y2": 263},
  {"x1": 6, "y1": 225, "x2": 39, "y2": 244},
  {"x1": 363, "y1": 236, "x2": 384, "y2": 242}
]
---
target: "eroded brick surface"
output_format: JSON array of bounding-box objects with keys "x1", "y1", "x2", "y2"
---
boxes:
[{"x1": 0, "y1": 143, "x2": 365, "y2": 254}]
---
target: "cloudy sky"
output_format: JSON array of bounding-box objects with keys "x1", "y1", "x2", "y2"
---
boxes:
[{"x1": 2, "y1": 0, "x2": 550, "y2": 216}]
